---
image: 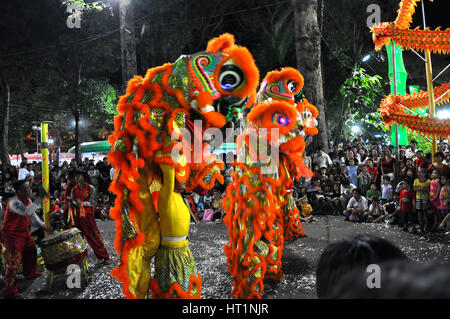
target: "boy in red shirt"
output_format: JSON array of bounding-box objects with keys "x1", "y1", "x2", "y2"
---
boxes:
[
  {"x1": 414, "y1": 150, "x2": 428, "y2": 169},
  {"x1": 366, "y1": 158, "x2": 378, "y2": 184},
  {"x1": 399, "y1": 179, "x2": 417, "y2": 233}
]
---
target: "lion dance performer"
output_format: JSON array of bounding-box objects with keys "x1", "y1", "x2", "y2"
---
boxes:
[
  {"x1": 68, "y1": 171, "x2": 110, "y2": 263},
  {"x1": 1, "y1": 181, "x2": 51, "y2": 298},
  {"x1": 256, "y1": 68, "x2": 318, "y2": 242},
  {"x1": 108, "y1": 33, "x2": 259, "y2": 299},
  {"x1": 223, "y1": 67, "x2": 318, "y2": 298}
]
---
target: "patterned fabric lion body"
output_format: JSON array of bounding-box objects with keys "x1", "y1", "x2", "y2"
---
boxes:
[
  {"x1": 108, "y1": 33, "x2": 259, "y2": 299},
  {"x1": 223, "y1": 68, "x2": 318, "y2": 298}
]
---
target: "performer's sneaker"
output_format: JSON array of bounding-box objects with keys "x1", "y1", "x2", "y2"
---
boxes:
[{"x1": 24, "y1": 272, "x2": 43, "y2": 280}]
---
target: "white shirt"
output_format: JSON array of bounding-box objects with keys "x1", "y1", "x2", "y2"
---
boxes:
[
  {"x1": 346, "y1": 196, "x2": 368, "y2": 211},
  {"x1": 225, "y1": 167, "x2": 234, "y2": 182},
  {"x1": 110, "y1": 167, "x2": 115, "y2": 181},
  {"x1": 369, "y1": 203, "x2": 382, "y2": 216},
  {"x1": 313, "y1": 152, "x2": 332, "y2": 169},
  {"x1": 18, "y1": 168, "x2": 30, "y2": 181},
  {"x1": 341, "y1": 183, "x2": 357, "y2": 197},
  {"x1": 7, "y1": 196, "x2": 46, "y2": 229},
  {"x1": 405, "y1": 147, "x2": 416, "y2": 159},
  {"x1": 303, "y1": 156, "x2": 312, "y2": 170},
  {"x1": 0, "y1": 203, "x2": 5, "y2": 226},
  {"x1": 381, "y1": 183, "x2": 393, "y2": 200},
  {"x1": 193, "y1": 193, "x2": 200, "y2": 204}
]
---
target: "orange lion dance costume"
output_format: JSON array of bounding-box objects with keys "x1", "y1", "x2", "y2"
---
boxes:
[
  {"x1": 108, "y1": 33, "x2": 259, "y2": 299},
  {"x1": 223, "y1": 67, "x2": 318, "y2": 298}
]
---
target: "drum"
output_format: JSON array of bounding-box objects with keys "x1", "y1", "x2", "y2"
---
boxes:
[{"x1": 39, "y1": 228, "x2": 88, "y2": 272}]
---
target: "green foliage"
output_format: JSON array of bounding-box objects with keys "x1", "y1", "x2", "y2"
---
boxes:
[
  {"x1": 60, "y1": 0, "x2": 113, "y2": 13},
  {"x1": 340, "y1": 67, "x2": 388, "y2": 143},
  {"x1": 408, "y1": 131, "x2": 432, "y2": 155},
  {"x1": 80, "y1": 78, "x2": 118, "y2": 126}
]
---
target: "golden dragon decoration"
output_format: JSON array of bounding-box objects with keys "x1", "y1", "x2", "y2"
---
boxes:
[{"x1": 371, "y1": 0, "x2": 450, "y2": 138}]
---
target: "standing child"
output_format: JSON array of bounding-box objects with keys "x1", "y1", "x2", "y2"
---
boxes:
[
  {"x1": 319, "y1": 167, "x2": 330, "y2": 188},
  {"x1": 399, "y1": 179, "x2": 417, "y2": 233},
  {"x1": 358, "y1": 163, "x2": 372, "y2": 199},
  {"x1": 381, "y1": 175, "x2": 394, "y2": 205},
  {"x1": 366, "y1": 158, "x2": 378, "y2": 185},
  {"x1": 345, "y1": 159, "x2": 358, "y2": 188},
  {"x1": 438, "y1": 174, "x2": 450, "y2": 234},
  {"x1": 429, "y1": 169, "x2": 442, "y2": 231},
  {"x1": 413, "y1": 167, "x2": 431, "y2": 233}
]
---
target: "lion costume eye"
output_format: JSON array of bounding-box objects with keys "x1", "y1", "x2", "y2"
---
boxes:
[
  {"x1": 219, "y1": 65, "x2": 244, "y2": 91},
  {"x1": 287, "y1": 80, "x2": 297, "y2": 93},
  {"x1": 272, "y1": 112, "x2": 290, "y2": 127},
  {"x1": 302, "y1": 109, "x2": 312, "y2": 119}
]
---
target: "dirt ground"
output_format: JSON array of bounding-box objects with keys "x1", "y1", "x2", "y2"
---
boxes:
[{"x1": 4, "y1": 215, "x2": 450, "y2": 299}]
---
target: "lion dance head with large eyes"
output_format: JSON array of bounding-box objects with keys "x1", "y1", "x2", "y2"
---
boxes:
[
  {"x1": 107, "y1": 33, "x2": 259, "y2": 299},
  {"x1": 223, "y1": 67, "x2": 319, "y2": 299}
]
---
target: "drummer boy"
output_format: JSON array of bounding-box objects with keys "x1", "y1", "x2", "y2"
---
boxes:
[{"x1": 1, "y1": 180, "x2": 52, "y2": 299}]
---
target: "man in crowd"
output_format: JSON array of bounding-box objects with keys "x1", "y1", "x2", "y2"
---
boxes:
[
  {"x1": 405, "y1": 140, "x2": 418, "y2": 159},
  {"x1": 313, "y1": 147, "x2": 333, "y2": 170},
  {"x1": 1, "y1": 180, "x2": 52, "y2": 298},
  {"x1": 17, "y1": 162, "x2": 33, "y2": 182},
  {"x1": 343, "y1": 188, "x2": 369, "y2": 222},
  {"x1": 68, "y1": 170, "x2": 110, "y2": 264}
]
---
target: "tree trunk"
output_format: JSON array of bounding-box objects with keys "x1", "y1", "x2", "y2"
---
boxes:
[
  {"x1": 333, "y1": 34, "x2": 363, "y2": 147},
  {"x1": 120, "y1": 0, "x2": 137, "y2": 92},
  {"x1": 0, "y1": 64, "x2": 11, "y2": 166},
  {"x1": 18, "y1": 128, "x2": 25, "y2": 159},
  {"x1": 74, "y1": 110, "x2": 81, "y2": 164},
  {"x1": 334, "y1": 97, "x2": 350, "y2": 147},
  {"x1": 292, "y1": 0, "x2": 329, "y2": 153}
]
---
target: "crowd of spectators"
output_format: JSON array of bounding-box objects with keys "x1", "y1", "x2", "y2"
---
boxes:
[
  {"x1": 294, "y1": 138, "x2": 450, "y2": 235},
  {"x1": 0, "y1": 155, "x2": 233, "y2": 230},
  {"x1": 0, "y1": 157, "x2": 114, "y2": 232},
  {"x1": 2, "y1": 137, "x2": 450, "y2": 236}
]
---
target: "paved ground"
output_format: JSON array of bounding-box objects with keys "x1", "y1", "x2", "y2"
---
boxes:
[{"x1": 3, "y1": 216, "x2": 450, "y2": 299}]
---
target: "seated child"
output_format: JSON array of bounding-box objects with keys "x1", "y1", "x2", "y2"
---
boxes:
[
  {"x1": 299, "y1": 197, "x2": 314, "y2": 223},
  {"x1": 365, "y1": 197, "x2": 384, "y2": 223},
  {"x1": 382, "y1": 192, "x2": 401, "y2": 225}
]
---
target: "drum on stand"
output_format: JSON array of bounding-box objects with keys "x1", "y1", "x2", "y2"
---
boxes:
[{"x1": 39, "y1": 228, "x2": 89, "y2": 289}]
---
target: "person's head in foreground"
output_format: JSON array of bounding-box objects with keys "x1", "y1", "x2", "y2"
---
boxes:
[
  {"x1": 328, "y1": 260, "x2": 450, "y2": 298},
  {"x1": 315, "y1": 234, "x2": 408, "y2": 298}
]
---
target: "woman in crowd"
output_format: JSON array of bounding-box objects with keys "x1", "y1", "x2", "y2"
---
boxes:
[
  {"x1": 87, "y1": 162, "x2": 100, "y2": 193},
  {"x1": 344, "y1": 158, "x2": 358, "y2": 188},
  {"x1": 329, "y1": 165, "x2": 343, "y2": 185},
  {"x1": 1, "y1": 171, "x2": 15, "y2": 195},
  {"x1": 379, "y1": 148, "x2": 396, "y2": 183},
  {"x1": 429, "y1": 169, "x2": 442, "y2": 231},
  {"x1": 428, "y1": 152, "x2": 450, "y2": 176},
  {"x1": 357, "y1": 148, "x2": 367, "y2": 164},
  {"x1": 345, "y1": 150, "x2": 358, "y2": 166}
]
